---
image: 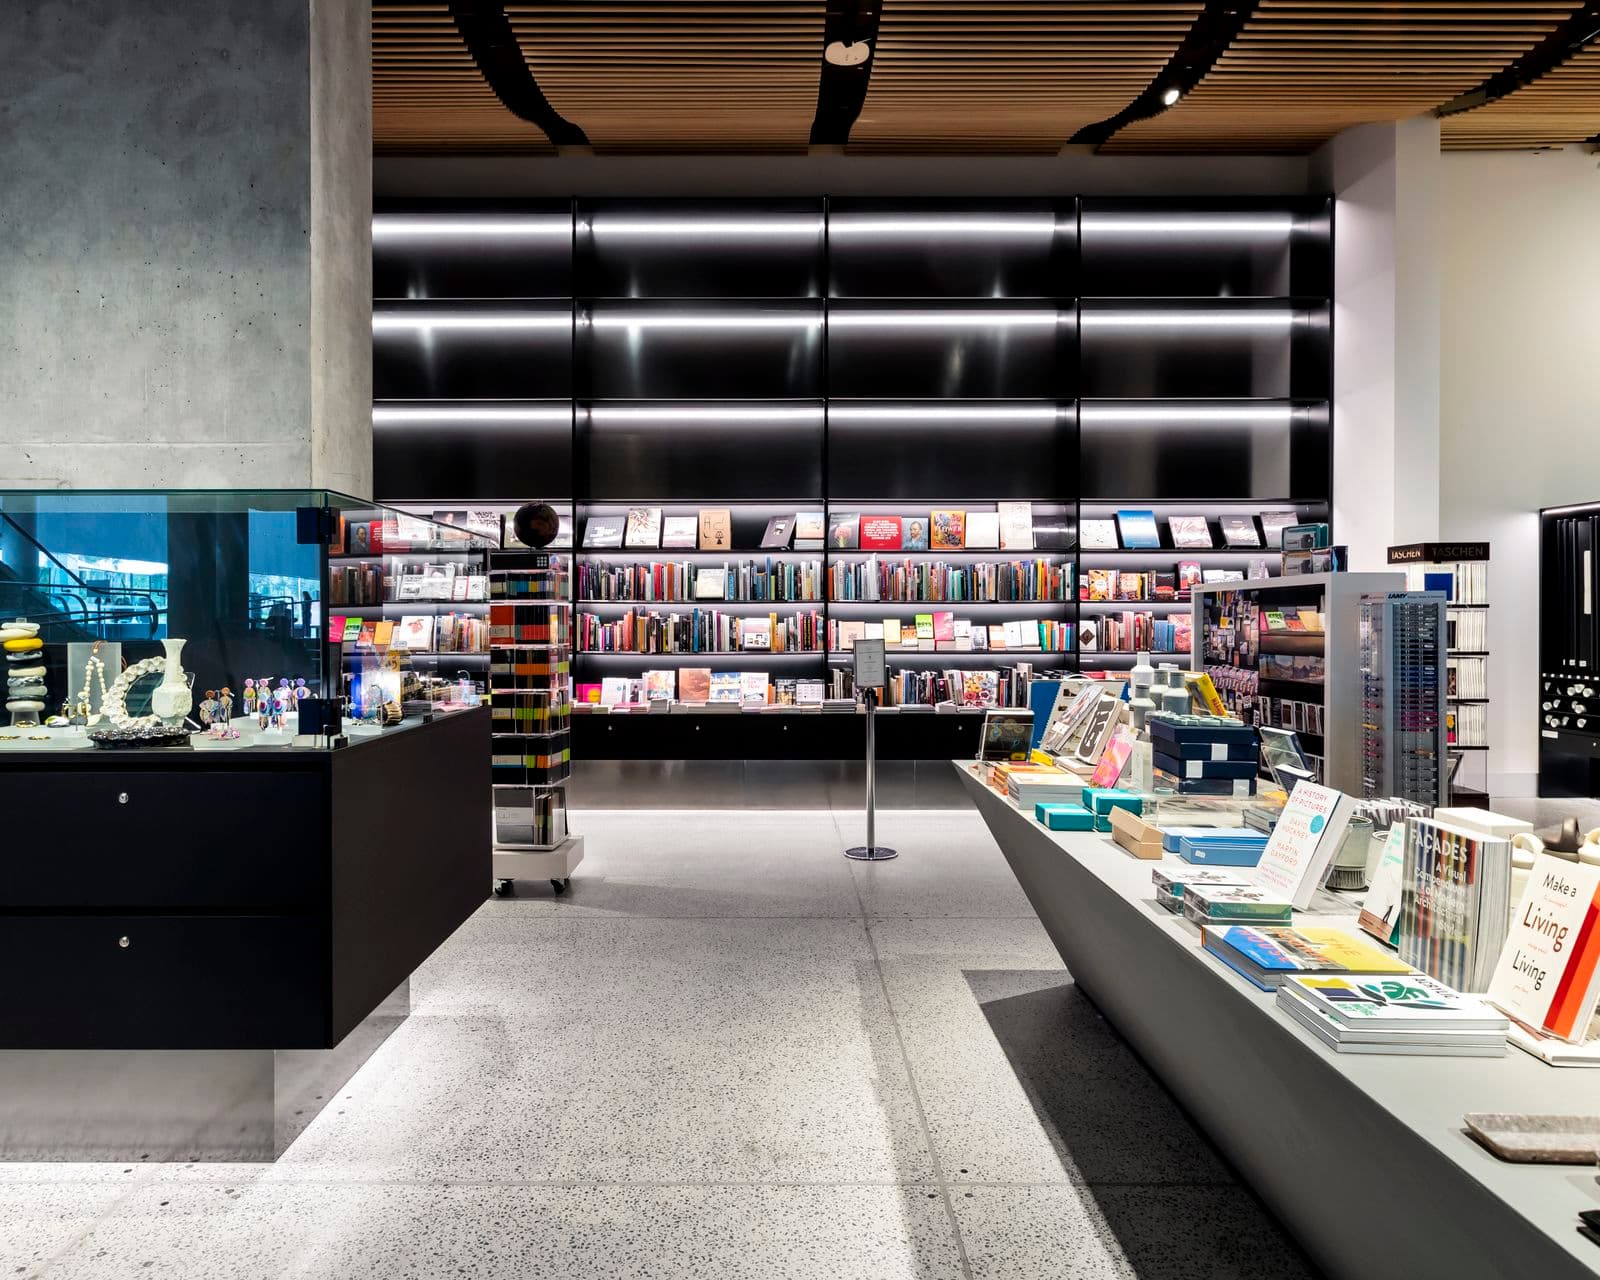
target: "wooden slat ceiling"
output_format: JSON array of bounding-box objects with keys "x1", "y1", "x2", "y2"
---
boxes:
[
  {"x1": 374, "y1": 4, "x2": 555, "y2": 154},
  {"x1": 1102, "y1": 1, "x2": 1585, "y2": 153},
  {"x1": 1441, "y1": 40, "x2": 1600, "y2": 148},
  {"x1": 510, "y1": 1, "x2": 823, "y2": 153},
  {"x1": 848, "y1": 2, "x2": 1204, "y2": 154}
]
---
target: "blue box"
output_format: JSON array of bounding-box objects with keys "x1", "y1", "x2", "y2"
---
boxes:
[
  {"x1": 1177, "y1": 835, "x2": 1267, "y2": 867},
  {"x1": 1035, "y1": 803, "x2": 1094, "y2": 831}
]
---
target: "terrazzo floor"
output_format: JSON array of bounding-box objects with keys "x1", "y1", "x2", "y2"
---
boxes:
[{"x1": 7, "y1": 807, "x2": 1320, "y2": 1279}]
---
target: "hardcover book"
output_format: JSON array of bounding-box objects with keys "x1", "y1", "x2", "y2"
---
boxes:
[
  {"x1": 1487, "y1": 853, "x2": 1600, "y2": 1041},
  {"x1": 1284, "y1": 974, "x2": 1508, "y2": 1031},
  {"x1": 1357, "y1": 824, "x2": 1407, "y2": 946},
  {"x1": 643, "y1": 669, "x2": 677, "y2": 702},
  {"x1": 1177, "y1": 561, "x2": 1202, "y2": 595},
  {"x1": 793, "y1": 511, "x2": 826, "y2": 550},
  {"x1": 1080, "y1": 519, "x2": 1119, "y2": 550},
  {"x1": 1220, "y1": 516, "x2": 1262, "y2": 548},
  {"x1": 1115, "y1": 509, "x2": 1161, "y2": 549},
  {"x1": 662, "y1": 516, "x2": 700, "y2": 548},
  {"x1": 963, "y1": 671, "x2": 1001, "y2": 707},
  {"x1": 965, "y1": 512, "x2": 1001, "y2": 549},
  {"x1": 929, "y1": 509, "x2": 966, "y2": 550},
  {"x1": 1252, "y1": 781, "x2": 1356, "y2": 909},
  {"x1": 760, "y1": 516, "x2": 794, "y2": 549},
  {"x1": 584, "y1": 516, "x2": 625, "y2": 549},
  {"x1": 914, "y1": 613, "x2": 934, "y2": 640},
  {"x1": 694, "y1": 567, "x2": 728, "y2": 600},
  {"x1": 328, "y1": 616, "x2": 347, "y2": 644},
  {"x1": 394, "y1": 615, "x2": 433, "y2": 650},
  {"x1": 1202, "y1": 925, "x2": 1413, "y2": 992},
  {"x1": 679, "y1": 667, "x2": 713, "y2": 702},
  {"x1": 932, "y1": 611, "x2": 955, "y2": 643},
  {"x1": 828, "y1": 512, "x2": 861, "y2": 549},
  {"x1": 902, "y1": 516, "x2": 930, "y2": 551},
  {"x1": 740, "y1": 671, "x2": 769, "y2": 705},
  {"x1": 1400, "y1": 817, "x2": 1513, "y2": 993},
  {"x1": 740, "y1": 617, "x2": 772, "y2": 650},
  {"x1": 624, "y1": 507, "x2": 662, "y2": 548},
  {"x1": 708, "y1": 672, "x2": 743, "y2": 702},
  {"x1": 1089, "y1": 724, "x2": 1136, "y2": 789},
  {"x1": 859, "y1": 515, "x2": 903, "y2": 550},
  {"x1": 600, "y1": 677, "x2": 631, "y2": 707},
  {"x1": 1260, "y1": 510, "x2": 1299, "y2": 548},
  {"x1": 997, "y1": 501, "x2": 1034, "y2": 550},
  {"x1": 698, "y1": 508, "x2": 733, "y2": 551},
  {"x1": 1169, "y1": 516, "x2": 1213, "y2": 549}
]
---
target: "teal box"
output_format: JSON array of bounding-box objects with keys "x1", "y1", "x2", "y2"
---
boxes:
[
  {"x1": 1083, "y1": 789, "x2": 1144, "y2": 821},
  {"x1": 1035, "y1": 803, "x2": 1094, "y2": 831}
]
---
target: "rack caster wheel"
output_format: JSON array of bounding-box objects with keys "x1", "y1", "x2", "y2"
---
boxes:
[
  {"x1": 493, "y1": 878, "x2": 515, "y2": 898},
  {"x1": 551, "y1": 878, "x2": 568, "y2": 895}
]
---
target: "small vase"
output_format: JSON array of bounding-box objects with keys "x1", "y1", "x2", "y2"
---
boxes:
[{"x1": 150, "y1": 637, "x2": 193, "y2": 726}]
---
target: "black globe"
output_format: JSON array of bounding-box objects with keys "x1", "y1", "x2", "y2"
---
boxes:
[{"x1": 512, "y1": 502, "x2": 560, "y2": 549}]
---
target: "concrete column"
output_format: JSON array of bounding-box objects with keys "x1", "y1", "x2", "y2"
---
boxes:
[
  {"x1": 0, "y1": 0, "x2": 371, "y2": 496},
  {"x1": 1311, "y1": 117, "x2": 1442, "y2": 570}
]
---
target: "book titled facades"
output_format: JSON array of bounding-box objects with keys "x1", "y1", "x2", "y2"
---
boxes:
[
  {"x1": 1080, "y1": 519, "x2": 1119, "y2": 550},
  {"x1": 828, "y1": 512, "x2": 861, "y2": 549},
  {"x1": 760, "y1": 516, "x2": 794, "y2": 549},
  {"x1": 793, "y1": 511, "x2": 826, "y2": 550},
  {"x1": 1169, "y1": 516, "x2": 1213, "y2": 549},
  {"x1": 1115, "y1": 509, "x2": 1161, "y2": 549},
  {"x1": 930, "y1": 510, "x2": 966, "y2": 550},
  {"x1": 698, "y1": 508, "x2": 733, "y2": 551},
  {"x1": 965, "y1": 512, "x2": 1001, "y2": 549},
  {"x1": 997, "y1": 501, "x2": 1034, "y2": 551},
  {"x1": 1487, "y1": 853, "x2": 1600, "y2": 1042},
  {"x1": 1399, "y1": 816, "x2": 1512, "y2": 993},
  {"x1": 1253, "y1": 781, "x2": 1357, "y2": 909},
  {"x1": 860, "y1": 515, "x2": 902, "y2": 550},
  {"x1": 584, "y1": 516, "x2": 625, "y2": 549},
  {"x1": 661, "y1": 516, "x2": 699, "y2": 549},
  {"x1": 625, "y1": 507, "x2": 662, "y2": 548}
]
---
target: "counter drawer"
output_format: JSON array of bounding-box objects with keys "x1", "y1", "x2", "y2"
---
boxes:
[
  {"x1": 0, "y1": 915, "x2": 327, "y2": 1049},
  {"x1": 0, "y1": 771, "x2": 324, "y2": 909}
]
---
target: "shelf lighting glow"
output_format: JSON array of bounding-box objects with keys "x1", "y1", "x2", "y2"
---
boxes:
[
  {"x1": 1080, "y1": 215, "x2": 1294, "y2": 236},
  {"x1": 372, "y1": 218, "x2": 570, "y2": 239},
  {"x1": 831, "y1": 405, "x2": 1061, "y2": 423},
  {"x1": 372, "y1": 407, "x2": 571, "y2": 424},
  {"x1": 1080, "y1": 405, "x2": 1294, "y2": 425},
  {"x1": 586, "y1": 406, "x2": 822, "y2": 424},
  {"x1": 1080, "y1": 310, "x2": 1297, "y2": 330},
  {"x1": 373, "y1": 312, "x2": 571, "y2": 332},
  {"x1": 582, "y1": 219, "x2": 822, "y2": 238},
  {"x1": 831, "y1": 218, "x2": 1056, "y2": 238},
  {"x1": 828, "y1": 310, "x2": 1063, "y2": 329},
  {"x1": 585, "y1": 312, "x2": 821, "y2": 331}
]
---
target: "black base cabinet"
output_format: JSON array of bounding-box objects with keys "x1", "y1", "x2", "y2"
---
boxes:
[{"x1": 0, "y1": 709, "x2": 490, "y2": 1051}]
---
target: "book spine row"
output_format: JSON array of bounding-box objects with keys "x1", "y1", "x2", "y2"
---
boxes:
[
  {"x1": 577, "y1": 559, "x2": 823, "y2": 602},
  {"x1": 577, "y1": 608, "x2": 826, "y2": 654},
  {"x1": 1081, "y1": 612, "x2": 1190, "y2": 654},
  {"x1": 827, "y1": 619, "x2": 1072, "y2": 652},
  {"x1": 827, "y1": 558, "x2": 1070, "y2": 602},
  {"x1": 826, "y1": 666, "x2": 1028, "y2": 708}
]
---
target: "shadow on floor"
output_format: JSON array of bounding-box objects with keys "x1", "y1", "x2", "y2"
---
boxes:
[{"x1": 971, "y1": 972, "x2": 1325, "y2": 1278}]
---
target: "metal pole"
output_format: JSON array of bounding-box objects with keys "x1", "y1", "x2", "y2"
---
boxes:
[{"x1": 845, "y1": 686, "x2": 897, "y2": 861}]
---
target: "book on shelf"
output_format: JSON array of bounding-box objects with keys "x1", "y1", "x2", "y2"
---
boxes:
[
  {"x1": 599, "y1": 677, "x2": 630, "y2": 707},
  {"x1": 760, "y1": 516, "x2": 794, "y2": 549},
  {"x1": 661, "y1": 515, "x2": 699, "y2": 548},
  {"x1": 1220, "y1": 516, "x2": 1261, "y2": 548},
  {"x1": 1201, "y1": 924, "x2": 1413, "y2": 992},
  {"x1": 373, "y1": 619, "x2": 395, "y2": 647},
  {"x1": 740, "y1": 617, "x2": 772, "y2": 650},
  {"x1": 1487, "y1": 852, "x2": 1600, "y2": 1042},
  {"x1": 1080, "y1": 519, "x2": 1119, "y2": 550},
  {"x1": 1169, "y1": 516, "x2": 1213, "y2": 549},
  {"x1": 828, "y1": 512, "x2": 861, "y2": 549},
  {"x1": 796, "y1": 678, "x2": 825, "y2": 705},
  {"x1": 913, "y1": 613, "x2": 934, "y2": 640},
  {"x1": 1258, "y1": 511, "x2": 1297, "y2": 550},
  {"x1": 624, "y1": 507, "x2": 662, "y2": 548},
  {"x1": 642, "y1": 669, "x2": 676, "y2": 702},
  {"x1": 1399, "y1": 816, "x2": 1512, "y2": 993},
  {"x1": 1082, "y1": 568, "x2": 1113, "y2": 602},
  {"x1": 793, "y1": 510, "x2": 826, "y2": 550},
  {"x1": 933, "y1": 611, "x2": 955, "y2": 643},
  {"x1": 1116, "y1": 571, "x2": 1145, "y2": 601},
  {"x1": 902, "y1": 516, "x2": 930, "y2": 551},
  {"x1": 964, "y1": 671, "x2": 1001, "y2": 708},
  {"x1": 679, "y1": 667, "x2": 712, "y2": 701},
  {"x1": 698, "y1": 509, "x2": 733, "y2": 551},
  {"x1": 1203, "y1": 568, "x2": 1245, "y2": 584},
  {"x1": 883, "y1": 618, "x2": 903, "y2": 645},
  {"x1": 584, "y1": 516, "x2": 625, "y2": 549},
  {"x1": 930, "y1": 509, "x2": 966, "y2": 550},
  {"x1": 393, "y1": 615, "x2": 434, "y2": 650},
  {"x1": 860, "y1": 515, "x2": 902, "y2": 550},
  {"x1": 965, "y1": 512, "x2": 1001, "y2": 549},
  {"x1": 708, "y1": 672, "x2": 743, "y2": 702},
  {"x1": 1116, "y1": 509, "x2": 1161, "y2": 549},
  {"x1": 740, "y1": 671, "x2": 769, "y2": 705},
  {"x1": 997, "y1": 501, "x2": 1034, "y2": 550},
  {"x1": 692, "y1": 566, "x2": 729, "y2": 600},
  {"x1": 1253, "y1": 781, "x2": 1357, "y2": 909}
]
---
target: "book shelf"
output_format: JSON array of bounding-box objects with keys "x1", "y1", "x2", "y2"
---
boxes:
[
  {"x1": 371, "y1": 196, "x2": 1335, "y2": 760},
  {"x1": 1389, "y1": 541, "x2": 1491, "y2": 804}
]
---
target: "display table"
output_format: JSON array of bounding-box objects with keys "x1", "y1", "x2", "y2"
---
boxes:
[
  {"x1": 0, "y1": 709, "x2": 490, "y2": 1160},
  {"x1": 957, "y1": 762, "x2": 1600, "y2": 1280}
]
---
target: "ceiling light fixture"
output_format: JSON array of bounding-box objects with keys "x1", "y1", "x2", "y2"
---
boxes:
[
  {"x1": 372, "y1": 313, "x2": 571, "y2": 332},
  {"x1": 372, "y1": 407, "x2": 571, "y2": 424},
  {"x1": 585, "y1": 219, "x2": 822, "y2": 238},
  {"x1": 828, "y1": 310, "x2": 1063, "y2": 329},
  {"x1": 1161, "y1": 86, "x2": 1182, "y2": 107},
  {"x1": 587, "y1": 407, "x2": 823, "y2": 424},
  {"x1": 1081, "y1": 310, "x2": 1297, "y2": 330},
  {"x1": 831, "y1": 218, "x2": 1055, "y2": 238},
  {"x1": 1080, "y1": 405, "x2": 1294, "y2": 425},
  {"x1": 1080, "y1": 216, "x2": 1293, "y2": 236},
  {"x1": 585, "y1": 313, "x2": 821, "y2": 331},
  {"x1": 372, "y1": 218, "x2": 569, "y2": 239},
  {"x1": 832, "y1": 406, "x2": 1062, "y2": 423}
]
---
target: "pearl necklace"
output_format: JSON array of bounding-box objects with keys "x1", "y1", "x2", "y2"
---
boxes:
[{"x1": 77, "y1": 644, "x2": 109, "y2": 723}]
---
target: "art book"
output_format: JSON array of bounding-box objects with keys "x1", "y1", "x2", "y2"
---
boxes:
[
  {"x1": 1220, "y1": 515, "x2": 1262, "y2": 548},
  {"x1": 694, "y1": 567, "x2": 728, "y2": 600},
  {"x1": 1202, "y1": 925, "x2": 1412, "y2": 992},
  {"x1": 394, "y1": 615, "x2": 433, "y2": 650},
  {"x1": 902, "y1": 515, "x2": 930, "y2": 551},
  {"x1": 1079, "y1": 519, "x2": 1119, "y2": 550},
  {"x1": 1259, "y1": 510, "x2": 1299, "y2": 549},
  {"x1": 1169, "y1": 516, "x2": 1213, "y2": 549},
  {"x1": 828, "y1": 512, "x2": 861, "y2": 549},
  {"x1": 739, "y1": 671, "x2": 769, "y2": 705},
  {"x1": 708, "y1": 672, "x2": 743, "y2": 702},
  {"x1": 583, "y1": 516, "x2": 625, "y2": 549},
  {"x1": 932, "y1": 611, "x2": 956, "y2": 643},
  {"x1": 859, "y1": 515, "x2": 903, "y2": 550},
  {"x1": 965, "y1": 512, "x2": 1001, "y2": 549},
  {"x1": 642, "y1": 669, "x2": 676, "y2": 702},
  {"x1": 793, "y1": 511, "x2": 826, "y2": 550},
  {"x1": 679, "y1": 667, "x2": 713, "y2": 702},
  {"x1": 740, "y1": 616, "x2": 772, "y2": 650},
  {"x1": 997, "y1": 501, "x2": 1034, "y2": 550},
  {"x1": 662, "y1": 515, "x2": 700, "y2": 548},
  {"x1": 1358, "y1": 824, "x2": 1407, "y2": 946},
  {"x1": 1487, "y1": 853, "x2": 1600, "y2": 1042},
  {"x1": 1252, "y1": 781, "x2": 1357, "y2": 909},
  {"x1": 698, "y1": 508, "x2": 733, "y2": 551},
  {"x1": 1115, "y1": 509, "x2": 1161, "y2": 549},
  {"x1": 929, "y1": 509, "x2": 966, "y2": 550},
  {"x1": 1399, "y1": 817, "x2": 1513, "y2": 993},
  {"x1": 1089, "y1": 723, "x2": 1136, "y2": 789},
  {"x1": 760, "y1": 516, "x2": 794, "y2": 549},
  {"x1": 963, "y1": 670, "x2": 1001, "y2": 708}
]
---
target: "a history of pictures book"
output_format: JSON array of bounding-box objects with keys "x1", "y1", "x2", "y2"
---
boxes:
[
  {"x1": 1252, "y1": 781, "x2": 1357, "y2": 909},
  {"x1": 661, "y1": 516, "x2": 700, "y2": 549},
  {"x1": 1487, "y1": 852, "x2": 1600, "y2": 1043},
  {"x1": 584, "y1": 516, "x2": 626, "y2": 549},
  {"x1": 625, "y1": 507, "x2": 662, "y2": 548},
  {"x1": 698, "y1": 509, "x2": 733, "y2": 551},
  {"x1": 828, "y1": 512, "x2": 861, "y2": 549},
  {"x1": 1115, "y1": 509, "x2": 1161, "y2": 549}
]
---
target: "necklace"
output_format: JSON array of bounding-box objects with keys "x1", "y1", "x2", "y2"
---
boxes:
[{"x1": 77, "y1": 642, "x2": 109, "y2": 722}]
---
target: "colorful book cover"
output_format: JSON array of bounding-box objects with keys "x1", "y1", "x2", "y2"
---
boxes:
[
  {"x1": 1089, "y1": 723, "x2": 1136, "y2": 789},
  {"x1": 828, "y1": 512, "x2": 861, "y2": 549},
  {"x1": 373, "y1": 620, "x2": 395, "y2": 647},
  {"x1": 708, "y1": 672, "x2": 743, "y2": 702},
  {"x1": 328, "y1": 615, "x2": 348, "y2": 644},
  {"x1": 963, "y1": 670, "x2": 1000, "y2": 707},
  {"x1": 932, "y1": 611, "x2": 955, "y2": 643},
  {"x1": 1287, "y1": 974, "x2": 1506, "y2": 1030},
  {"x1": 1177, "y1": 561, "x2": 1202, "y2": 596},
  {"x1": 1116, "y1": 572, "x2": 1146, "y2": 601},
  {"x1": 740, "y1": 617, "x2": 772, "y2": 650},
  {"x1": 1115, "y1": 509, "x2": 1161, "y2": 549},
  {"x1": 1488, "y1": 854, "x2": 1600, "y2": 1042},
  {"x1": 1358, "y1": 825, "x2": 1407, "y2": 946},
  {"x1": 679, "y1": 667, "x2": 712, "y2": 701},
  {"x1": 859, "y1": 515, "x2": 902, "y2": 550},
  {"x1": 575, "y1": 683, "x2": 603, "y2": 705},
  {"x1": 929, "y1": 509, "x2": 965, "y2": 550},
  {"x1": 902, "y1": 516, "x2": 930, "y2": 551},
  {"x1": 1253, "y1": 781, "x2": 1355, "y2": 909},
  {"x1": 643, "y1": 669, "x2": 676, "y2": 701},
  {"x1": 914, "y1": 613, "x2": 935, "y2": 640},
  {"x1": 739, "y1": 671, "x2": 770, "y2": 705},
  {"x1": 1208, "y1": 925, "x2": 1412, "y2": 990}
]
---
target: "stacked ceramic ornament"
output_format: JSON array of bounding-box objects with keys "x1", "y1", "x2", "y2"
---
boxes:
[{"x1": 2, "y1": 619, "x2": 46, "y2": 726}]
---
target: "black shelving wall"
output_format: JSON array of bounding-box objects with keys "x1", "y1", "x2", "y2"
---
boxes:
[{"x1": 371, "y1": 195, "x2": 1334, "y2": 757}]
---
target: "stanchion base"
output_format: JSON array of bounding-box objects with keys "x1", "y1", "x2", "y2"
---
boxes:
[{"x1": 845, "y1": 846, "x2": 899, "y2": 862}]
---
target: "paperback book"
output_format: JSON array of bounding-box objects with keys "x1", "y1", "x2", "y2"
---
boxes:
[
  {"x1": 1252, "y1": 781, "x2": 1356, "y2": 909},
  {"x1": 1399, "y1": 816, "x2": 1512, "y2": 993},
  {"x1": 1487, "y1": 852, "x2": 1600, "y2": 1042},
  {"x1": 1220, "y1": 516, "x2": 1262, "y2": 548},
  {"x1": 860, "y1": 515, "x2": 902, "y2": 550},
  {"x1": 1202, "y1": 925, "x2": 1413, "y2": 992},
  {"x1": 997, "y1": 501, "x2": 1034, "y2": 551}
]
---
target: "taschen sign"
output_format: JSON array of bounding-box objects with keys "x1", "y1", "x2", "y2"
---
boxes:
[{"x1": 1386, "y1": 542, "x2": 1490, "y2": 564}]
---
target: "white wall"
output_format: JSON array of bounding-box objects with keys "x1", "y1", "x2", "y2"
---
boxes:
[{"x1": 1441, "y1": 146, "x2": 1600, "y2": 796}]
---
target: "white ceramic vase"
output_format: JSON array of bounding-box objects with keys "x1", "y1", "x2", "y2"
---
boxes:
[{"x1": 150, "y1": 637, "x2": 193, "y2": 725}]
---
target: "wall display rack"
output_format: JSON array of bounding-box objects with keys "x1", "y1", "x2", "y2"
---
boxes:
[
  {"x1": 1538, "y1": 506, "x2": 1600, "y2": 797},
  {"x1": 372, "y1": 197, "x2": 1334, "y2": 758},
  {"x1": 1357, "y1": 590, "x2": 1448, "y2": 807}
]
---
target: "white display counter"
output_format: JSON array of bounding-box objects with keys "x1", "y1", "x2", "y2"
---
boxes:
[{"x1": 956, "y1": 763, "x2": 1600, "y2": 1280}]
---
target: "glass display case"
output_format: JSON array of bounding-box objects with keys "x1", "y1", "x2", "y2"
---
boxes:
[{"x1": 0, "y1": 489, "x2": 494, "y2": 750}]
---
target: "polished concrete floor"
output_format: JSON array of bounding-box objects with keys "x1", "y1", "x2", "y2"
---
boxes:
[{"x1": 8, "y1": 808, "x2": 1317, "y2": 1279}]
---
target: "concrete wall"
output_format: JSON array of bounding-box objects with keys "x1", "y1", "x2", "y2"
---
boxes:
[
  {"x1": 1440, "y1": 146, "x2": 1600, "y2": 796},
  {"x1": 0, "y1": 0, "x2": 370, "y2": 495}
]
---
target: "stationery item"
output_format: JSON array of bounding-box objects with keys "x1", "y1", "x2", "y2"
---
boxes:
[
  {"x1": 624, "y1": 506, "x2": 662, "y2": 548},
  {"x1": 859, "y1": 515, "x2": 902, "y2": 550},
  {"x1": 1487, "y1": 852, "x2": 1600, "y2": 1042},
  {"x1": 930, "y1": 509, "x2": 966, "y2": 550},
  {"x1": 828, "y1": 512, "x2": 861, "y2": 549},
  {"x1": 1115, "y1": 509, "x2": 1161, "y2": 549},
  {"x1": 1253, "y1": 781, "x2": 1356, "y2": 909},
  {"x1": 662, "y1": 516, "x2": 700, "y2": 548},
  {"x1": 699, "y1": 508, "x2": 733, "y2": 551},
  {"x1": 965, "y1": 512, "x2": 1000, "y2": 549},
  {"x1": 760, "y1": 516, "x2": 794, "y2": 549},
  {"x1": 1036, "y1": 803, "x2": 1094, "y2": 832},
  {"x1": 1109, "y1": 807, "x2": 1166, "y2": 860},
  {"x1": 997, "y1": 501, "x2": 1034, "y2": 550}
]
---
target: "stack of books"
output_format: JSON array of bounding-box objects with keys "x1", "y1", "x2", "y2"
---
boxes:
[
  {"x1": 1277, "y1": 974, "x2": 1509, "y2": 1056},
  {"x1": 1182, "y1": 883, "x2": 1293, "y2": 928},
  {"x1": 1201, "y1": 924, "x2": 1413, "y2": 991},
  {"x1": 1007, "y1": 769, "x2": 1082, "y2": 808},
  {"x1": 1152, "y1": 866, "x2": 1252, "y2": 914}
]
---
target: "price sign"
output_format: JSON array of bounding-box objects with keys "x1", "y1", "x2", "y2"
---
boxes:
[{"x1": 853, "y1": 638, "x2": 886, "y2": 689}]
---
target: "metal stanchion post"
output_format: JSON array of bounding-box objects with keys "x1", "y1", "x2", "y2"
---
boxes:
[{"x1": 845, "y1": 644, "x2": 896, "y2": 861}]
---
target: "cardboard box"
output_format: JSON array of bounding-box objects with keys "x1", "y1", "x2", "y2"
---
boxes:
[{"x1": 1110, "y1": 805, "x2": 1166, "y2": 860}]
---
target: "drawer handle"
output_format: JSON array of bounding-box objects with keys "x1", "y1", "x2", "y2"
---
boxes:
[
  {"x1": 118, "y1": 792, "x2": 129, "y2": 805},
  {"x1": 117, "y1": 935, "x2": 130, "y2": 949}
]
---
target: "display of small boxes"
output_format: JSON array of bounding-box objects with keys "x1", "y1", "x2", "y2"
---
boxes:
[
  {"x1": 1109, "y1": 806, "x2": 1165, "y2": 860},
  {"x1": 1080, "y1": 788, "x2": 1143, "y2": 831},
  {"x1": 1151, "y1": 866, "x2": 1252, "y2": 914},
  {"x1": 1181, "y1": 883, "x2": 1293, "y2": 927},
  {"x1": 1177, "y1": 832, "x2": 1269, "y2": 867},
  {"x1": 1161, "y1": 825, "x2": 1258, "y2": 854},
  {"x1": 1035, "y1": 803, "x2": 1094, "y2": 831}
]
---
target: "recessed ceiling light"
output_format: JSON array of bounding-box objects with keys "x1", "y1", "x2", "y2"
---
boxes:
[{"x1": 1161, "y1": 86, "x2": 1182, "y2": 107}]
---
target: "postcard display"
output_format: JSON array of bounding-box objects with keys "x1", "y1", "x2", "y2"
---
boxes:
[
  {"x1": 487, "y1": 552, "x2": 582, "y2": 890},
  {"x1": 372, "y1": 197, "x2": 1333, "y2": 760}
]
